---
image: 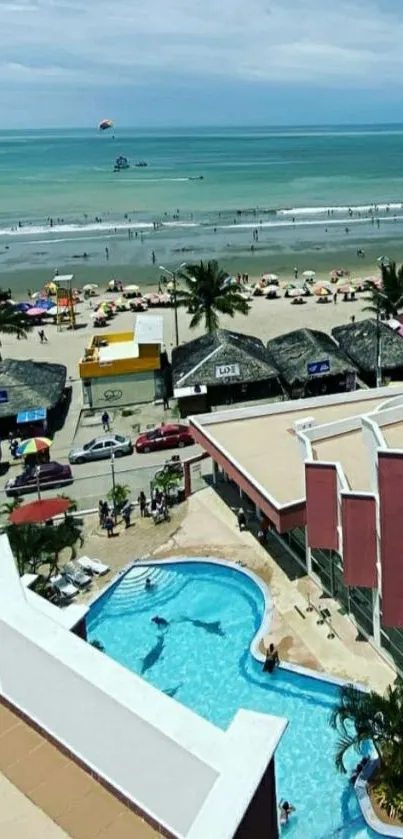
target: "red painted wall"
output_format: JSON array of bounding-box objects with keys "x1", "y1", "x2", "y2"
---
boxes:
[
  {"x1": 305, "y1": 463, "x2": 338, "y2": 551},
  {"x1": 342, "y1": 495, "x2": 377, "y2": 587},
  {"x1": 190, "y1": 423, "x2": 305, "y2": 532},
  {"x1": 379, "y1": 452, "x2": 403, "y2": 627}
]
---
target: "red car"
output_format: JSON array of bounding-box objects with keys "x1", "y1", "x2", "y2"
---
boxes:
[
  {"x1": 5, "y1": 461, "x2": 73, "y2": 497},
  {"x1": 135, "y1": 424, "x2": 193, "y2": 454}
]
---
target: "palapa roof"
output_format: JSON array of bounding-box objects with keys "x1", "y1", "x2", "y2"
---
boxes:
[
  {"x1": 332, "y1": 318, "x2": 403, "y2": 373},
  {"x1": 266, "y1": 328, "x2": 356, "y2": 386},
  {"x1": 0, "y1": 358, "x2": 67, "y2": 419},
  {"x1": 172, "y1": 329, "x2": 279, "y2": 387}
]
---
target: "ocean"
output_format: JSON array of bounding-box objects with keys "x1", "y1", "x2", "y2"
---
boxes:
[{"x1": 2, "y1": 125, "x2": 403, "y2": 288}]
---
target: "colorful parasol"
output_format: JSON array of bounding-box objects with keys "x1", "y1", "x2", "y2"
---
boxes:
[
  {"x1": 17, "y1": 437, "x2": 52, "y2": 456},
  {"x1": 9, "y1": 497, "x2": 70, "y2": 524}
]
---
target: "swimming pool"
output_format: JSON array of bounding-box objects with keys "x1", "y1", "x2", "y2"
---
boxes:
[{"x1": 87, "y1": 559, "x2": 379, "y2": 839}]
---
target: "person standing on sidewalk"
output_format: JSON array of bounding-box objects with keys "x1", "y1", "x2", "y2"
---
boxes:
[{"x1": 102, "y1": 410, "x2": 110, "y2": 431}]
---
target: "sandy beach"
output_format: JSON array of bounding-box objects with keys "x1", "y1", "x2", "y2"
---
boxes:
[{"x1": 0, "y1": 277, "x2": 373, "y2": 380}]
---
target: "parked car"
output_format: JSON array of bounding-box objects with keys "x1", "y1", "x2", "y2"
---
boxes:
[
  {"x1": 5, "y1": 461, "x2": 73, "y2": 497},
  {"x1": 68, "y1": 434, "x2": 133, "y2": 464},
  {"x1": 135, "y1": 424, "x2": 193, "y2": 454}
]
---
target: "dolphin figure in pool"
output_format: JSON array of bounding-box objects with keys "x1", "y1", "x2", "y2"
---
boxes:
[
  {"x1": 163, "y1": 683, "x2": 183, "y2": 698},
  {"x1": 141, "y1": 634, "x2": 164, "y2": 675},
  {"x1": 180, "y1": 617, "x2": 225, "y2": 637}
]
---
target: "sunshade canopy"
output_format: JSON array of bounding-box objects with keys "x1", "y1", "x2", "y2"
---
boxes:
[{"x1": 9, "y1": 497, "x2": 70, "y2": 524}]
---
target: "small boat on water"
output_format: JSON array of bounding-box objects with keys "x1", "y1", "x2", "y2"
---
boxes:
[
  {"x1": 134, "y1": 161, "x2": 148, "y2": 167},
  {"x1": 113, "y1": 155, "x2": 130, "y2": 172}
]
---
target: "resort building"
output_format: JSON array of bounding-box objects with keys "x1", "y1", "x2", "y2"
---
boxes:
[
  {"x1": 332, "y1": 318, "x2": 403, "y2": 387},
  {"x1": 189, "y1": 384, "x2": 403, "y2": 674},
  {"x1": 172, "y1": 329, "x2": 280, "y2": 417},
  {"x1": 79, "y1": 314, "x2": 168, "y2": 409},
  {"x1": 0, "y1": 537, "x2": 286, "y2": 839},
  {"x1": 266, "y1": 328, "x2": 357, "y2": 398}
]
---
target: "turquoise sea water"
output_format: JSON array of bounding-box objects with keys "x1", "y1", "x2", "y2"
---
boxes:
[
  {"x1": 3, "y1": 125, "x2": 403, "y2": 279},
  {"x1": 87, "y1": 561, "x2": 377, "y2": 839}
]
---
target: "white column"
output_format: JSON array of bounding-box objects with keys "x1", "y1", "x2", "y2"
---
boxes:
[{"x1": 373, "y1": 587, "x2": 381, "y2": 648}]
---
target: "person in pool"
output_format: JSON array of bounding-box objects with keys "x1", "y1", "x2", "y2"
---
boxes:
[
  {"x1": 152, "y1": 616, "x2": 169, "y2": 627},
  {"x1": 263, "y1": 643, "x2": 279, "y2": 673},
  {"x1": 145, "y1": 578, "x2": 153, "y2": 591},
  {"x1": 279, "y1": 800, "x2": 296, "y2": 825}
]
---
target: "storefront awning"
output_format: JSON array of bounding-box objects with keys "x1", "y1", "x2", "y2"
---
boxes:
[{"x1": 17, "y1": 408, "x2": 47, "y2": 425}]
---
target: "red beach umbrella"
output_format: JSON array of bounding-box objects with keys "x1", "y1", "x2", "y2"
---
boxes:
[{"x1": 9, "y1": 497, "x2": 70, "y2": 525}]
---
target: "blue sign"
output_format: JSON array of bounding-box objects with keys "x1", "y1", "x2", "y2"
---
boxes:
[
  {"x1": 0, "y1": 390, "x2": 8, "y2": 404},
  {"x1": 307, "y1": 360, "x2": 330, "y2": 376},
  {"x1": 17, "y1": 407, "x2": 46, "y2": 424}
]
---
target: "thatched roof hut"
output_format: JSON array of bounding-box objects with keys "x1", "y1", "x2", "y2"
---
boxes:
[
  {"x1": 332, "y1": 319, "x2": 403, "y2": 376},
  {"x1": 266, "y1": 328, "x2": 356, "y2": 395},
  {"x1": 172, "y1": 329, "x2": 280, "y2": 414},
  {"x1": 173, "y1": 329, "x2": 279, "y2": 387},
  {"x1": 0, "y1": 358, "x2": 67, "y2": 419}
]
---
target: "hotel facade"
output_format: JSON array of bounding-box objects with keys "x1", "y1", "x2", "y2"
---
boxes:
[{"x1": 189, "y1": 385, "x2": 403, "y2": 675}]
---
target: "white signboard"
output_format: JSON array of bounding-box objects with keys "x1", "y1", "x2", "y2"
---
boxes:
[{"x1": 215, "y1": 363, "x2": 241, "y2": 379}]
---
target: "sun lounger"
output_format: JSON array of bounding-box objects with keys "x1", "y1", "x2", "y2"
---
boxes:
[
  {"x1": 77, "y1": 556, "x2": 110, "y2": 576},
  {"x1": 51, "y1": 574, "x2": 79, "y2": 600},
  {"x1": 62, "y1": 562, "x2": 92, "y2": 589}
]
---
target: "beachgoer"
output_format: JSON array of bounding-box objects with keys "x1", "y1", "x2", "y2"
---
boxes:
[
  {"x1": 105, "y1": 515, "x2": 114, "y2": 538},
  {"x1": 263, "y1": 643, "x2": 279, "y2": 673},
  {"x1": 294, "y1": 266, "x2": 298, "y2": 279},
  {"x1": 152, "y1": 616, "x2": 169, "y2": 627},
  {"x1": 138, "y1": 491, "x2": 147, "y2": 517},
  {"x1": 279, "y1": 801, "x2": 296, "y2": 826},
  {"x1": 152, "y1": 250, "x2": 156, "y2": 265},
  {"x1": 121, "y1": 500, "x2": 131, "y2": 529},
  {"x1": 101, "y1": 410, "x2": 110, "y2": 432},
  {"x1": 105, "y1": 247, "x2": 109, "y2": 260},
  {"x1": 38, "y1": 329, "x2": 48, "y2": 343},
  {"x1": 145, "y1": 578, "x2": 153, "y2": 591},
  {"x1": 333, "y1": 292, "x2": 337, "y2": 304},
  {"x1": 237, "y1": 507, "x2": 246, "y2": 531}
]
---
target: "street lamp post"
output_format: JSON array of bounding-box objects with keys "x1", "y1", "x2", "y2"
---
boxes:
[
  {"x1": 375, "y1": 291, "x2": 388, "y2": 388},
  {"x1": 36, "y1": 465, "x2": 41, "y2": 502},
  {"x1": 110, "y1": 452, "x2": 117, "y2": 523},
  {"x1": 159, "y1": 262, "x2": 186, "y2": 347}
]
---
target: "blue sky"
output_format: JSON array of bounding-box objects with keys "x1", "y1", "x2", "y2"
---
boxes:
[{"x1": 2, "y1": 0, "x2": 403, "y2": 127}]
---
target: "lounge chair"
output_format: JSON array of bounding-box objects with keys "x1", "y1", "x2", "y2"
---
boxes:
[
  {"x1": 62, "y1": 562, "x2": 92, "y2": 589},
  {"x1": 77, "y1": 556, "x2": 110, "y2": 576},
  {"x1": 51, "y1": 574, "x2": 79, "y2": 600}
]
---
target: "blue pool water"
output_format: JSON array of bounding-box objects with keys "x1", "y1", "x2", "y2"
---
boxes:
[{"x1": 87, "y1": 560, "x2": 378, "y2": 839}]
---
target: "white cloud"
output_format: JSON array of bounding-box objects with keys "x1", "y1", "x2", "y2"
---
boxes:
[{"x1": 1, "y1": 0, "x2": 403, "y2": 87}]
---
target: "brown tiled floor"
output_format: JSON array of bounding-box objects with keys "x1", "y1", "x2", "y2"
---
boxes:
[{"x1": 0, "y1": 702, "x2": 163, "y2": 839}]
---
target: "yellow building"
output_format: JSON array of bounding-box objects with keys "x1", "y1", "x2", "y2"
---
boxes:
[{"x1": 79, "y1": 314, "x2": 164, "y2": 408}]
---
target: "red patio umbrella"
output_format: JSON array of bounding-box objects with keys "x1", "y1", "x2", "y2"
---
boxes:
[{"x1": 9, "y1": 497, "x2": 70, "y2": 525}]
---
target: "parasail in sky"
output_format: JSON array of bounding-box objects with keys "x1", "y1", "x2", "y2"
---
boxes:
[{"x1": 98, "y1": 119, "x2": 114, "y2": 131}]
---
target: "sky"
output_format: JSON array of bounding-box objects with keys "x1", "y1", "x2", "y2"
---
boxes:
[{"x1": 2, "y1": 0, "x2": 403, "y2": 127}]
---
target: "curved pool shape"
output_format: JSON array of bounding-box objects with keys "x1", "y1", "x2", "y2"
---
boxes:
[{"x1": 87, "y1": 560, "x2": 378, "y2": 839}]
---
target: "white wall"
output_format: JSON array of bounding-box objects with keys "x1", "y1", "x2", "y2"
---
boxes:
[{"x1": 89, "y1": 371, "x2": 155, "y2": 408}]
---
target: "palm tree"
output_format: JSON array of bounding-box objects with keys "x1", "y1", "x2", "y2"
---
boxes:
[
  {"x1": 364, "y1": 262, "x2": 403, "y2": 318},
  {"x1": 176, "y1": 260, "x2": 250, "y2": 333},
  {"x1": 0, "y1": 305, "x2": 33, "y2": 340},
  {"x1": 330, "y1": 680, "x2": 403, "y2": 817},
  {"x1": 7, "y1": 518, "x2": 83, "y2": 579}
]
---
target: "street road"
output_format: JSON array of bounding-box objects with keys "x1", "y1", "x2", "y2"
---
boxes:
[{"x1": 0, "y1": 443, "x2": 203, "y2": 511}]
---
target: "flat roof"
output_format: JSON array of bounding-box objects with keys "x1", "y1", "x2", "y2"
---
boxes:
[
  {"x1": 313, "y1": 429, "x2": 373, "y2": 492},
  {"x1": 204, "y1": 393, "x2": 388, "y2": 504},
  {"x1": 135, "y1": 314, "x2": 163, "y2": 345},
  {"x1": 98, "y1": 341, "x2": 139, "y2": 363}
]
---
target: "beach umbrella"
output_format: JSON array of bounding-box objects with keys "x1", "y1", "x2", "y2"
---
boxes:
[
  {"x1": 314, "y1": 287, "x2": 331, "y2": 297},
  {"x1": 123, "y1": 284, "x2": 140, "y2": 293},
  {"x1": 15, "y1": 302, "x2": 32, "y2": 312},
  {"x1": 337, "y1": 283, "x2": 355, "y2": 294},
  {"x1": 261, "y1": 273, "x2": 278, "y2": 282},
  {"x1": 9, "y1": 497, "x2": 70, "y2": 525},
  {"x1": 17, "y1": 437, "x2": 52, "y2": 457},
  {"x1": 303, "y1": 270, "x2": 316, "y2": 279},
  {"x1": 27, "y1": 307, "x2": 45, "y2": 317},
  {"x1": 287, "y1": 287, "x2": 305, "y2": 297},
  {"x1": 44, "y1": 281, "x2": 58, "y2": 295},
  {"x1": 265, "y1": 284, "x2": 279, "y2": 294},
  {"x1": 83, "y1": 283, "x2": 98, "y2": 292},
  {"x1": 36, "y1": 298, "x2": 54, "y2": 310}
]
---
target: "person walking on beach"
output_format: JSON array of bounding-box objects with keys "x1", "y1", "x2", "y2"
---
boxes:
[
  {"x1": 38, "y1": 329, "x2": 48, "y2": 343},
  {"x1": 105, "y1": 247, "x2": 109, "y2": 260},
  {"x1": 151, "y1": 250, "x2": 156, "y2": 265},
  {"x1": 101, "y1": 410, "x2": 110, "y2": 432}
]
